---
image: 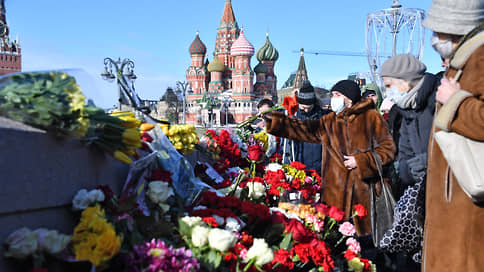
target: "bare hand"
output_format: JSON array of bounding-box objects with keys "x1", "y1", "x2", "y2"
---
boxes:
[
  {"x1": 436, "y1": 76, "x2": 461, "y2": 104},
  {"x1": 343, "y1": 155, "x2": 357, "y2": 170},
  {"x1": 258, "y1": 112, "x2": 272, "y2": 121}
]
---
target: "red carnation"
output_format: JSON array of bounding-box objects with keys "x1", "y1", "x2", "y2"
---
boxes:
[
  {"x1": 328, "y1": 206, "x2": 345, "y2": 221},
  {"x1": 247, "y1": 144, "x2": 264, "y2": 162},
  {"x1": 272, "y1": 248, "x2": 295, "y2": 270},
  {"x1": 353, "y1": 204, "x2": 367, "y2": 219},
  {"x1": 270, "y1": 153, "x2": 283, "y2": 163},
  {"x1": 290, "y1": 161, "x2": 306, "y2": 170},
  {"x1": 315, "y1": 203, "x2": 329, "y2": 215},
  {"x1": 284, "y1": 218, "x2": 314, "y2": 243},
  {"x1": 290, "y1": 243, "x2": 311, "y2": 263},
  {"x1": 344, "y1": 249, "x2": 358, "y2": 260},
  {"x1": 360, "y1": 258, "x2": 373, "y2": 272},
  {"x1": 202, "y1": 216, "x2": 219, "y2": 227}
]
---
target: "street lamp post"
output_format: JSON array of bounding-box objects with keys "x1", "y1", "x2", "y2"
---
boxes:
[
  {"x1": 176, "y1": 81, "x2": 190, "y2": 124},
  {"x1": 101, "y1": 57, "x2": 139, "y2": 111},
  {"x1": 221, "y1": 95, "x2": 233, "y2": 126}
]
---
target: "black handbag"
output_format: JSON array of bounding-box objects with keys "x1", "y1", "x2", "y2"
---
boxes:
[
  {"x1": 369, "y1": 151, "x2": 396, "y2": 248},
  {"x1": 379, "y1": 176, "x2": 425, "y2": 263}
]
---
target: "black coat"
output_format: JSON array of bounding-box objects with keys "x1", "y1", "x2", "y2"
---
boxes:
[
  {"x1": 291, "y1": 106, "x2": 330, "y2": 172},
  {"x1": 395, "y1": 73, "x2": 440, "y2": 190}
]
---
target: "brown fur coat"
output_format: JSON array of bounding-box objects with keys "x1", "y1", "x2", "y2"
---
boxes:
[
  {"x1": 266, "y1": 99, "x2": 395, "y2": 235},
  {"x1": 423, "y1": 33, "x2": 484, "y2": 271}
]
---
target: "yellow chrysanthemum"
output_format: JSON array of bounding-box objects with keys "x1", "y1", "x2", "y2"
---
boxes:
[
  {"x1": 254, "y1": 131, "x2": 268, "y2": 150},
  {"x1": 72, "y1": 205, "x2": 121, "y2": 268},
  {"x1": 348, "y1": 258, "x2": 364, "y2": 272}
]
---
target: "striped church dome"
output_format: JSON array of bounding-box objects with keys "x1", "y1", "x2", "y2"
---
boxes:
[
  {"x1": 256, "y1": 33, "x2": 279, "y2": 62},
  {"x1": 189, "y1": 31, "x2": 207, "y2": 55},
  {"x1": 230, "y1": 29, "x2": 254, "y2": 57}
]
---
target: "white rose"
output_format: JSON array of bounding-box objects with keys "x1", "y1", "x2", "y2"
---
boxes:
[
  {"x1": 265, "y1": 163, "x2": 283, "y2": 172},
  {"x1": 87, "y1": 189, "x2": 105, "y2": 203},
  {"x1": 208, "y1": 228, "x2": 237, "y2": 252},
  {"x1": 225, "y1": 217, "x2": 244, "y2": 232},
  {"x1": 181, "y1": 216, "x2": 204, "y2": 227},
  {"x1": 247, "y1": 182, "x2": 266, "y2": 200},
  {"x1": 191, "y1": 226, "x2": 210, "y2": 248},
  {"x1": 245, "y1": 238, "x2": 274, "y2": 266},
  {"x1": 147, "y1": 181, "x2": 174, "y2": 204},
  {"x1": 72, "y1": 189, "x2": 90, "y2": 210},
  {"x1": 35, "y1": 229, "x2": 72, "y2": 255},
  {"x1": 4, "y1": 228, "x2": 38, "y2": 259}
]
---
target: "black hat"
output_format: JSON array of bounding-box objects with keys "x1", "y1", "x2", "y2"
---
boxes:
[
  {"x1": 297, "y1": 80, "x2": 316, "y2": 105},
  {"x1": 362, "y1": 89, "x2": 376, "y2": 98},
  {"x1": 331, "y1": 80, "x2": 362, "y2": 104}
]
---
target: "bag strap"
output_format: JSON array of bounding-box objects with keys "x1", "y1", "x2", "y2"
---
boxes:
[{"x1": 371, "y1": 151, "x2": 385, "y2": 185}]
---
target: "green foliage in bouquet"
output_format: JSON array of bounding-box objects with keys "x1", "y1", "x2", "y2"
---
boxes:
[{"x1": 0, "y1": 72, "x2": 89, "y2": 138}]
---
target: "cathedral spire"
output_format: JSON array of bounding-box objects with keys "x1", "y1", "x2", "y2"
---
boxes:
[
  {"x1": 0, "y1": 0, "x2": 5, "y2": 24},
  {"x1": 219, "y1": 0, "x2": 238, "y2": 29},
  {"x1": 294, "y1": 48, "x2": 308, "y2": 89}
]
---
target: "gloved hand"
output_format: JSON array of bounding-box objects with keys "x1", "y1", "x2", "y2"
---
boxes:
[
  {"x1": 407, "y1": 152, "x2": 427, "y2": 180},
  {"x1": 380, "y1": 98, "x2": 395, "y2": 112}
]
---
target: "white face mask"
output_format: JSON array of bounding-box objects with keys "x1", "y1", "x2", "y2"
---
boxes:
[
  {"x1": 386, "y1": 87, "x2": 405, "y2": 104},
  {"x1": 431, "y1": 34, "x2": 453, "y2": 59},
  {"x1": 331, "y1": 97, "x2": 346, "y2": 114}
]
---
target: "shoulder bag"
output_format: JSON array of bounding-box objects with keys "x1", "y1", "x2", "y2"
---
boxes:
[
  {"x1": 434, "y1": 130, "x2": 484, "y2": 203},
  {"x1": 369, "y1": 151, "x2": 396, "y2": 248}
]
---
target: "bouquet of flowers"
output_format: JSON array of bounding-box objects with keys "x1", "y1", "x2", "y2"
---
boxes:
[{"x1": 0, "y1": 71, "x2": 143, "y2": 164}]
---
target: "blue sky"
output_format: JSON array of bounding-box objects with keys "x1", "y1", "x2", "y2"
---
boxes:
[{"x1": 8, "y1": 0, "x2": 440, "y2": 108}]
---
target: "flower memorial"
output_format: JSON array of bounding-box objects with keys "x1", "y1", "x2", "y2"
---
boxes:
[{"x1": 2, "y1": 71, "x2": 378, "y2": 271}]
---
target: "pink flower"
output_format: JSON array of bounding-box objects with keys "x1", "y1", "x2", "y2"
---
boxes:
[
  {"x1": 346, "y1": 237, "x2": 361, "y2": 254},
  {"x1": 338, "y1": 222, "x2": 356, "y2": 236},
  {"x1": 304, "y1": 176, "x2": 313, "y2": 184},
  {"x1": 239, "y1": 248, "x2": 248, "y2": 259}
]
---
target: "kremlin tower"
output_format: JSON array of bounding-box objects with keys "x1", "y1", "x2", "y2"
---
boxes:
[
  {"x1": 0, "y1": 0, "x2": 21, "y2": 75},
  {"x1": 185, "y1": 0, "x2": 279, "y2": 126}
]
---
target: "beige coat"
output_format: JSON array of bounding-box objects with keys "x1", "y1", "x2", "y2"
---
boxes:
[{"x1": 423, "y1": 31, "x2": 484, "y2": 271}]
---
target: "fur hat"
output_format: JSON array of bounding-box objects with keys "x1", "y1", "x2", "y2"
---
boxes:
[
  {"x1": 380, "y1": 54, "x2": 426, "y2": 81},
  {"x1": 331, "y1": 80, "x2": 362, "y2": 104},
  {"x1": 423, "y1": 0, "x2": 484, "y2": 35},
  {"x1": 297, "y1": 80, "x2": 316, "y2": 105}
]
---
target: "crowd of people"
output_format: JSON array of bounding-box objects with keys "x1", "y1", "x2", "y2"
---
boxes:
[{"x1": 255, "y1": 0, "x2": 484, "y2": 271}]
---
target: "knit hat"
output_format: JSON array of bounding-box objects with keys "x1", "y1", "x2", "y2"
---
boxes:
[
  {"x1": 331, "y1": 80, "x2": 362, "y2": 104},
  {"x1": 363, "y1": 89, "x2": 376, "y2": 98},
  {"x1": 423, "y1": 0, "x2": 484, "y2": 35},
  {"x1": 380, "y1": 54, "x2": 426, "y2": 81},
  {"x1": 297, "y1": 80, "x2": 316, "y2": 105}
]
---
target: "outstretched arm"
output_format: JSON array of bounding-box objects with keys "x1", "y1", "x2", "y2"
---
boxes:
[{"x1": 263, "y1": 111, "x2": 323, "y2": 144}]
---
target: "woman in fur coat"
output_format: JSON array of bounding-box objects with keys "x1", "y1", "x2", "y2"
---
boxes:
[{"x1": 261, "y1": 80, "x2": 396, "y2": 236}]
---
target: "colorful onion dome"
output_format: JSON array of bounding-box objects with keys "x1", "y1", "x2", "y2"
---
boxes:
[
  {"x1": 254, "y1": 61, "x2": 267, "y2": 74},
  {"x1": 207, "y1": 56, "x2": 225, "y2": 72},
  {"x1": 230, "y1": 28, "x2": 254, "y2": 56},
  {"x1": 256, "y1": 33, "x2": 279, "y2": 62},
  {"x1": 189, "y1": 31, "x2": 207, "y2": 55}
]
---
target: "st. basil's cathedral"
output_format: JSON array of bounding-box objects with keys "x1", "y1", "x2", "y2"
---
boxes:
[{"x1": 184, "y1": 0, "x2": 279, "y2": 125}]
